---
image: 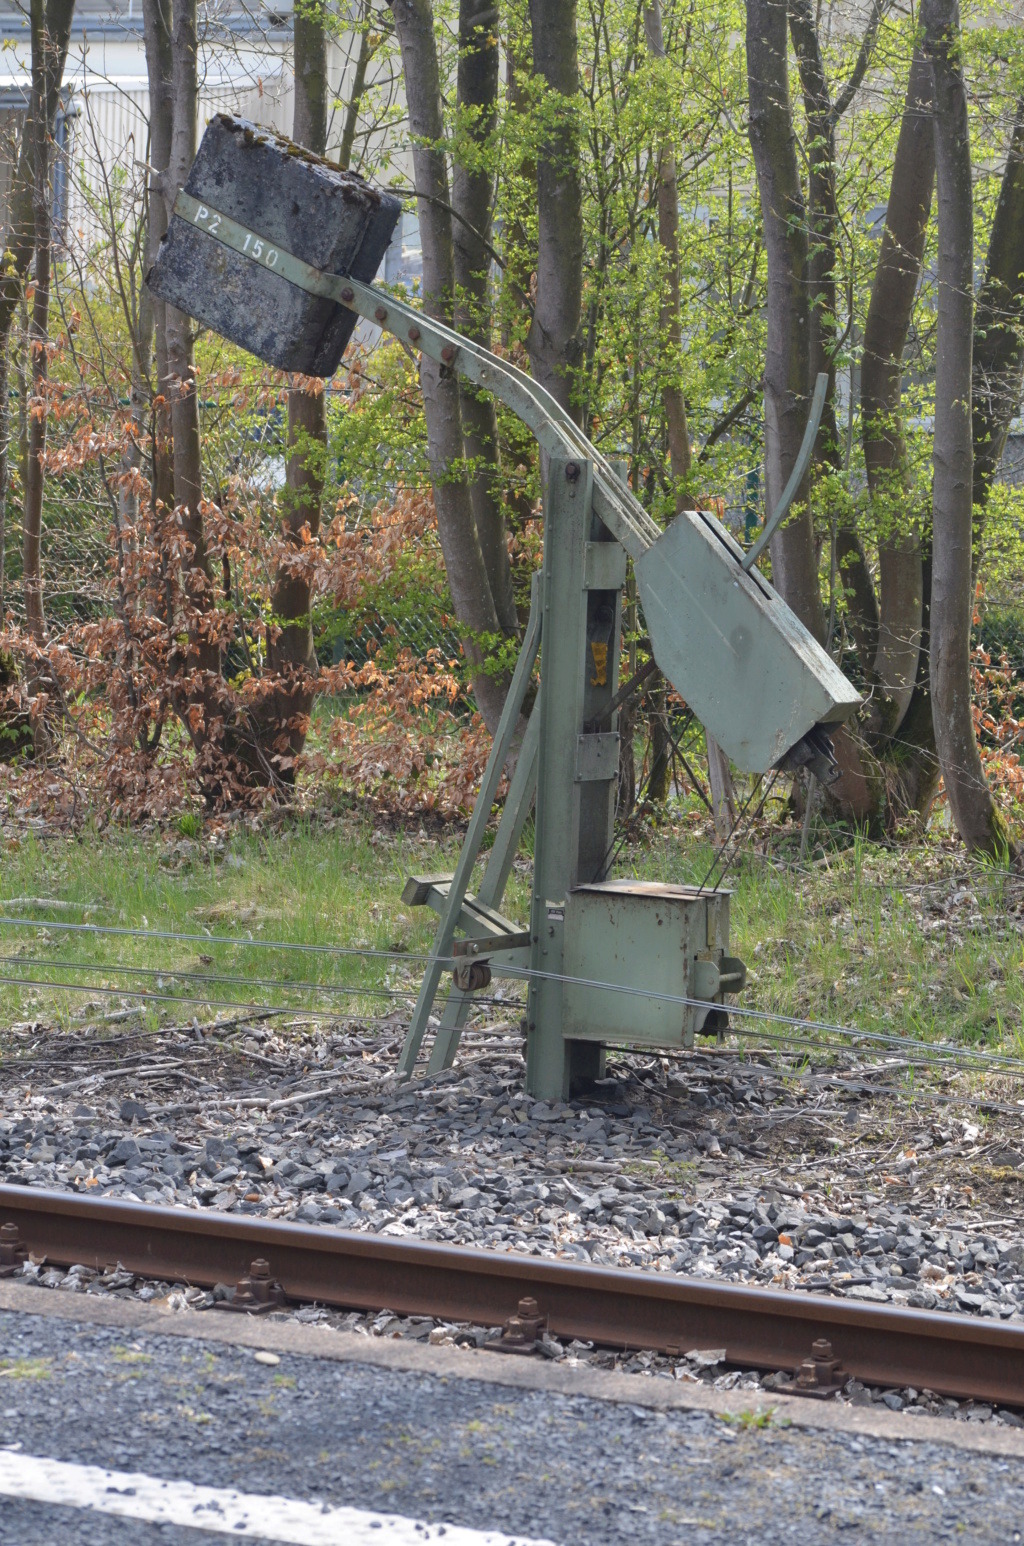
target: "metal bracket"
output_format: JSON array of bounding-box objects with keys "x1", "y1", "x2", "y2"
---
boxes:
[
  {"x1": 584, "y1": 541, "x2": 628, "y2": 591},
  {"x1": 776, "y1": 1337, "x2": 848, "y2": 1399},
  {"x1": 453, "y1": 934, "x2": 532, "y2": 958},
  {"x1": 0, "y1": 1222, "x2": 26, "y2": 1278},
  {"x1": 211, "y1": 1257, "x2": 288, "y2": 1315},
  {"x1": 575, "y1": 733, "x2": 619, "y2": 783},
  {"x1": 487, "y1": 1296, "x2": 547, "y2": 1356}
]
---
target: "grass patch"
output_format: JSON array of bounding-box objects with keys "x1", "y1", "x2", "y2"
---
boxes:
[
  {"x1": 0, "y1": 816, "x2": 459, "y2": 1031},
  {"x1": 112, "y1": 1347, "x2": 152, "y2": 1365},
  {"x1": 0, "y1": 1357, "x2": 52, "y2": 1380},
  {"x1": 0, "y1": 813, "x2": 1021, "y2": 1063},
  {"x1": 718, "y1": 1407, "x2": 780, "y2": 1431}
]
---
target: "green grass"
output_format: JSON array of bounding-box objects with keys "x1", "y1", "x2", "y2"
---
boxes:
[
  {"x1": 0, "y1": 1357, "x2": 52, "y2": 1380},
  {"x1": 0, "y1": 812, "x2": 1022, "y2": 1062},
  {"x1": 0, "y1": 817, "x2": 460, "y2": 1031}
]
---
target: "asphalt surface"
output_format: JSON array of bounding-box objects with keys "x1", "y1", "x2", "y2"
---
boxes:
[{"x1": 1, "y1": 1305, "x2": 1023, "y2": 1545}]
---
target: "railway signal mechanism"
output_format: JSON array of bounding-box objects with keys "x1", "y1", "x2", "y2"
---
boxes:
[{"x1": 149, "y1": 115, "x2": 860, "y2": 1099}]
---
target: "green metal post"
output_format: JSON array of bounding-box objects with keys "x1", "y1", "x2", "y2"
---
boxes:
[
  {"x1": 525, "y1": 458, "x2": 593, "y2": 1099},
  {"x1": 564, "y1": 458, "x2": 627, "y2": 1083}
]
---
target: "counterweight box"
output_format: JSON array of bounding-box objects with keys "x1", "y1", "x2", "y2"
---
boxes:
[
  {"x1": 562, "y1": 881, "x2": 746, "y2": 1049},
  {"x1": 146, "y1": 115, "x2": 401, "y2": 376}
]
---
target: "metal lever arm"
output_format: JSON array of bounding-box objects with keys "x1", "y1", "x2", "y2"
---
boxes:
[{"x1": 172, "y1": 191, "x2": 658, "y2": 558}]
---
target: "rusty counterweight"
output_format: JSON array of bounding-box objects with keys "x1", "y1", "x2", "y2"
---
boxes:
[{"x1": 1, "y1": 1185, "x2": 1022, "y2": 1407}]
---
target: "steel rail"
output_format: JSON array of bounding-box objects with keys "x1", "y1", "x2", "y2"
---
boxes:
[{"x1": 1, "y1": 1186, "x2": 1022, "y2": 1407}]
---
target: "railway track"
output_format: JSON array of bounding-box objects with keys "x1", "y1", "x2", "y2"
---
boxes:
[{"x1": 2, "y1": 1183, "x2": 1022, "y2": 1408}]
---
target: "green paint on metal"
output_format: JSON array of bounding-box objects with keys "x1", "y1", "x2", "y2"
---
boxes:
[
  {"x1": 396, "y1": 578, "x2": 542, "y2": 1077},
  {"x1": 158, "y1": 189, "x2": 865, "y2": 1089}
]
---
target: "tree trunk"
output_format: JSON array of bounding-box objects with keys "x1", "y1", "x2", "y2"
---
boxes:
[
  {"x1": 972, "y1": 93, "x2": 1024, "y2": 543},
  {"x1": 23, "y1": 85, "x2": 50, "y2": 647},
  {"x1": 0, "y1": 0, "x2": 74, "y2": 642},
  {"x1": 886, "y1": 552, "x2": 942, "y2": 823},
  {"x1": 923, "y1": 0, "x2": 1012, "y2": 857},
  {"x1": 0, "y1": 344, "x2": 7, "y2": 615},
  {"x1": 388, "y1": 0, "x2": 508, "y2": 734},
  {"x1": 746, "y1": 0, "x2": 822, "y2": 640},
  {"x1": 22, "y1": 0, "x2": 51, "y2": 646},
  {"x1": 645, "y1": 0, "x2": 737, "y2": 826},
  {"x1": 337, "y1": 0, "x2": 371, "y2": 172},
  {"x1": 142, "y1": 0, "x2": 175, "y2": 546},
  {"x1": 253, "y1": 0, "x2": 331, "y2": 778},
  {"x1": 786, "y1": 0, "x2": 841, "y2": 470},
  {"x1": 165, "y1": 0, "x2": 218, "y2": 680},
  {"x1": 527, "y1": 0, "x2": 584, "y2": 423},
  {"x1": 453, "y1": 0, "x2": 517, "y2": 637},
  {"x1": 788, "y1": 0, "x2": 882, "y2": 674},
  {"x1": 643, "y1": 1, "x2": 690, "y2": 503},
  {"x1": 861, "y1": 48, "x2": 933, "y2": 732}
]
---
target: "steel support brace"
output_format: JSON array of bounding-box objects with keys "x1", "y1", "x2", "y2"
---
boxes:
[
  {"x1": 396, "y1": 580, "x2": 542, "y2": 1076},
  {"x1": 425, "y1": 708, "x2": 541, "y2": 1073}
]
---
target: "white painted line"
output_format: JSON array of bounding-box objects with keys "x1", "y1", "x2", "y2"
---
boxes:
[{"x1": 0, "y1": 1450, "x2": 559, "y2": 1545}]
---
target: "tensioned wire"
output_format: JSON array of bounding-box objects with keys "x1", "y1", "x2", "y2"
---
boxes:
[
  {"x1": 2, "y1": 942, "x2": 1023, "y2": 1077},
  {"x1": 0, "y1": 915, "x2": 458, "y2": 963},
  {"x1": 0, "y1": 953, "x2": 447, "y2": 1003}
]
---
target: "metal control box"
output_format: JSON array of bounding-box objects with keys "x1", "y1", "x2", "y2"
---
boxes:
[
  {"x1": 561, "y1": 880, "x2": 745, "y2": 1049},
  {"x1": 636, "y1": 507, "x2": 860, "y2": 774},
  {"x1": 146, "y1": 115, "x2": 401, "y2": 376}
]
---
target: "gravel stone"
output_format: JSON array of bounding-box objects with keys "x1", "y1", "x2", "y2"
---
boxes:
[{"x1": 5, "y1": 1016, "x2": 1024, "y2": 1427}]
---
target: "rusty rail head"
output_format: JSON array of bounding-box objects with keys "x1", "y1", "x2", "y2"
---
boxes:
[{"x1": 1, "y1": 1185, "x2": 1022, "y2": 1408}]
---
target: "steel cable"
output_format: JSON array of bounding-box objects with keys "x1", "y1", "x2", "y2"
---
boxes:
[{"x1": 1, "y1": 949, "x2": 1022, "y2": 1077}]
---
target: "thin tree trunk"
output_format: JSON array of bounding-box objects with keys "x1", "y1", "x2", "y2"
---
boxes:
[
  {"x1": 643, "y1": 0, "x2": 690, "y2": 503},
  {"x1": 788, "y1": 0, "x2": 881, "y2": 673},
  {"x1": 861, "y1": 48, "x2": 933, "y2": 732},
  {"x1": 23, "y1": 77, "x2": 51, "y2": 647},
  {"x1": 248, "y1": 0, "x2": 331, "y2": 780},
  {"x1": 527, "y1": 0, "x2": 584, "y2": 423},
  {"x1": 274, "y1": 0, "x2": 328, "y2": 681},
  {"x1": 0, "y1": 345, "x2": 7, "y2": 615},
  {"x1": 453, "y1": 0, "x2": 517, "y2": 636},
  {"x1": 164, "y1": 0, "x2": 218, "y2": 679},
  {"x1": 786, "y1": 0, "x2": 842, "y2": 469},
  {"x1": 388, "y1": 0, "x2": 508, "y2": 734},
  {"x1": 888, "y1": 551, "x2": 941, "y2": 824},
  {"x1": 972, "y1": 93, "x2": 1024, "y2": 547},
  {"x1": 142, "y1": 0, "x2": 175, "y2": 543},
  {"x1": 0, "y1": 0, "x2": 74, "y2": 336},
  {"x1": 746, "y1": 0, "x2": 822, "y2": 640},
  {"x1": 923, "y1": 0, "x2": 1012, "y2": 856},
  {"x1": 0, "y1": 0, "x2": 74, "y2": 642},
  {"x1": 337, "y1": 0, "x2": 371, "y2": 173},
  {"x1": 499, "y1": 6, "x2": 535, "y2": 357},
  {"x1": 645, "y1": 0, "x2": 736, "y2": 828}
]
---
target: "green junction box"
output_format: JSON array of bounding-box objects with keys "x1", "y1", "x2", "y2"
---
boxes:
[{"x1": 562, "y1": 881, "x2": 745, "y2": 1049}]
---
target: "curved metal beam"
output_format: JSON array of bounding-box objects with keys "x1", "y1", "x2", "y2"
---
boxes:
[{"x1": 741, "y1": 371, "x2": 829, "y2": 573}]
